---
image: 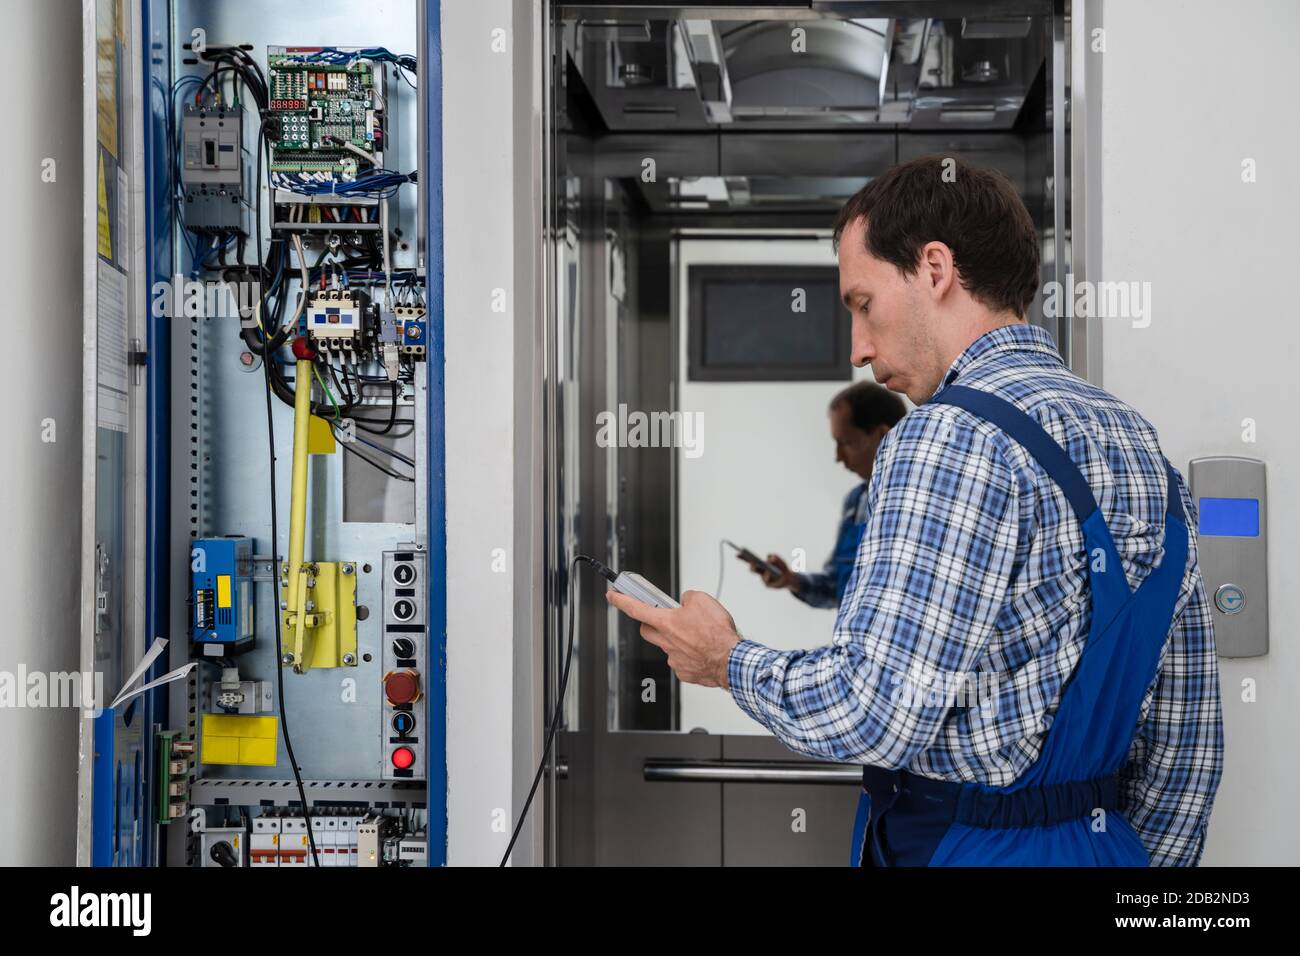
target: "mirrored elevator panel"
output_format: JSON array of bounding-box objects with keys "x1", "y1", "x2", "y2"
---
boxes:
[{"x1": 545, "y1": 1, "x2": 1071, "y2": 865}]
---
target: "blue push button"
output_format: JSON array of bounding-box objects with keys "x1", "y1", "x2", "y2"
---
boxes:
[{"x1": 1214, "y1": 583, "x2": 1246, "y2": 615}]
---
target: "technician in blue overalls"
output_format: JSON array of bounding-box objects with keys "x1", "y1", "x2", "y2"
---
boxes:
[
  {"x1": 609, "y1": 155, "x2": 1225, "y2": 866},
  {"x1": 750, "y1": 382, "x2": 905, "y2": 609}
]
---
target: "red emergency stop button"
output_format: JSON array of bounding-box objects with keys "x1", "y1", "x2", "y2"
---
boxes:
[
  {"x1": 391, "y1": 746, "x2": 416, "y2": 770},
  {"x1": 384, "y1": 669, "x2": 421, "y2": 705}
]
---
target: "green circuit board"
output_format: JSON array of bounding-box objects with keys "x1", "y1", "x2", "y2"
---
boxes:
[{"x1": 267, "y1": 48, "x2": 380, "y2": 176}]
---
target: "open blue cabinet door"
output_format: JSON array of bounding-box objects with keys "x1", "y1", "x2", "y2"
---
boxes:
[
  {"x1": 422, "y1": 0, "x2": 449, "y2": 868},
  {"x1": 139, "y1": 0, "x2": 177, "y2": 870},
  {"x1": 77, "y1": 0, "x2": 163, "y2": 867}
]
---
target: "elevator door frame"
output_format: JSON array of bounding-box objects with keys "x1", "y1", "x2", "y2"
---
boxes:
[{"x1": 536, "y1": 0, "x2": 1096, "y2": 867}]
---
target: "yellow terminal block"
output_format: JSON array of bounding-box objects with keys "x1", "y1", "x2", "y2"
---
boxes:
[{"x1": 201, "y1": 714, "x2": 279, "y2": 767}]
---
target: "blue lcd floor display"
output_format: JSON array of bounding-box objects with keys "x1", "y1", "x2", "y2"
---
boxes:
[{"x1": 1198, "y1": 497, "x2": 1260, "y2": 537}]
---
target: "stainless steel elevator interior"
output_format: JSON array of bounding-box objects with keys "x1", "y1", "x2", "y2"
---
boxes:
[{"x1": 542, "y1": 1, "x2": 1075, "y2": 865}]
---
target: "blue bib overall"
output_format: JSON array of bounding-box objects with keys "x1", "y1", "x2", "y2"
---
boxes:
[{"x1": 849, "y1": 386, "x2": 1189, "y2": 866}]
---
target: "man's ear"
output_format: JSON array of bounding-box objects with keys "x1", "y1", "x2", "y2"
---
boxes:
[{"x1": 918, "y1": 241, "x2": 957, "y2": 301}]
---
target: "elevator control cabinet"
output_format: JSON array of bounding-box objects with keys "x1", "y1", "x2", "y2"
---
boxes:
[{"x1": 119, "y1": 19, "x2": 442, "y2": 870}]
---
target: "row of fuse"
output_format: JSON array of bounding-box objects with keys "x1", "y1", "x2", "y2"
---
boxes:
[{"x1": 249, "y1": 812, "x2": 422, "y2": 867}]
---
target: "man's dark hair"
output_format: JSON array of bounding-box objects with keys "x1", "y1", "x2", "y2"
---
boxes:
[
  {"x1": 830, "y1": 381, "x2": 906, "y2": 433},
  {"x1": 831, "y1": 155, "x2": 1040, "y2": 318}
]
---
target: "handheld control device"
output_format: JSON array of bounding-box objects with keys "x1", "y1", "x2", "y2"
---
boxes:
[{"x1": 609, "y1": 570, "x2": 681, "y2": 609}]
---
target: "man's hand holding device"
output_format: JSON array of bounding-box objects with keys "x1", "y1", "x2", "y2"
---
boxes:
[
  {"x1": 606, "y1": 583, "x2": 740, "y2": 689},
  {"x1": 742, "y1": 550, "x2": 801, "y2": 593}
]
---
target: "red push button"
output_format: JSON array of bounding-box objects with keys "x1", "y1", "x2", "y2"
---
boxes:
[
  {"x1": 391, "y1": 746, "x2": 415, "y2": 770},
  {"x1": 384, "y1": 670, "x2": 421, "y2": 706}
]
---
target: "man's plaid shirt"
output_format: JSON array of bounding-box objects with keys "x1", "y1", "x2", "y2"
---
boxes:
[{"x1": 728, "y1": 324, "x2": 1223, "y2": 866}]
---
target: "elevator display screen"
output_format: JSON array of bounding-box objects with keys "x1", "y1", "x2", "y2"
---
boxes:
[
  {"x1": 1198, "y1": 497, "x2": 1260, "y2": 537},
  {"x1": 687, "y1": 265, "x2": 850, "y2": 382}
]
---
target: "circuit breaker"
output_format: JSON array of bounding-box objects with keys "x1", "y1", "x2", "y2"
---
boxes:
[{"x1": 181, "y1": 105, "x2": 251, "y2": 234}]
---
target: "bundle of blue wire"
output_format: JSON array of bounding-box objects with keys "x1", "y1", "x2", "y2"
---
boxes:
[
  {"x1": 273, "y1": 168, "x2": 416, "y2": 199},
  {"x1": 317, "y1": 269, "x2": 420, "y2": 286},
  {"x1": 163, "y1": 74, "x2": 206, "y2": 271},
  {"x1": 276, "y1": 46, "x2": 417, "y2": 88},
  {"x1": 278, "y1": 46, "x2": 413, "y2": 69}
]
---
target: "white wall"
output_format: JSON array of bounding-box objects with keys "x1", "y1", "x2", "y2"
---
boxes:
[
  {"x1": 0, "y1": 1, "x2": 83, "y2": 866},
  {"x1": 1097, "y1": 0, "x2": 1300, "y2": 864},
  {"x1": 676, "y1": 238, "x2": 877, "y2": 734},
  {"x1": 442, "y1": 0, "x2": 519, "y2": 865}
]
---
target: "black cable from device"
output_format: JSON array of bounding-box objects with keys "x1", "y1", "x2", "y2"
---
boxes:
[
  {"x1": 352, "y1": 382, "x2": 407, "y2": 436},
  {"x1": 353, "y1": 417, "x2": 415, "y2": 433},
  {"x1": 499, "y1": 554, "x2": 616, "y2": 867},
  {"x1": 354, "y1": 417, "x2": 413, "y2": 436},
  {"x1": 253, "y1": 109, "x2": 319, "y2": 868},
  {"x1": 366, "y1": 382, "x2": 400, "y2": 435},
  {"x1": 198, "y1": 65, "x2": 235, "y2": 105}
]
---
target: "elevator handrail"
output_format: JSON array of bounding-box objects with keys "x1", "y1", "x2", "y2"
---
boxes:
[{"x1": 643, "y1": 759, "x2": 861, "y2": 785}]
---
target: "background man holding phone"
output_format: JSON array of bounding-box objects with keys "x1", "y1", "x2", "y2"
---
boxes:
[{"x1": 748, "y1": 381, "x2": 906, "y2": 607}]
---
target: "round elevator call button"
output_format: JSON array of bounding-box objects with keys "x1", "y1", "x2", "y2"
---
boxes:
[{"x1": 1214, "y1": 584, "x2": 1246, "y2": 615}]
